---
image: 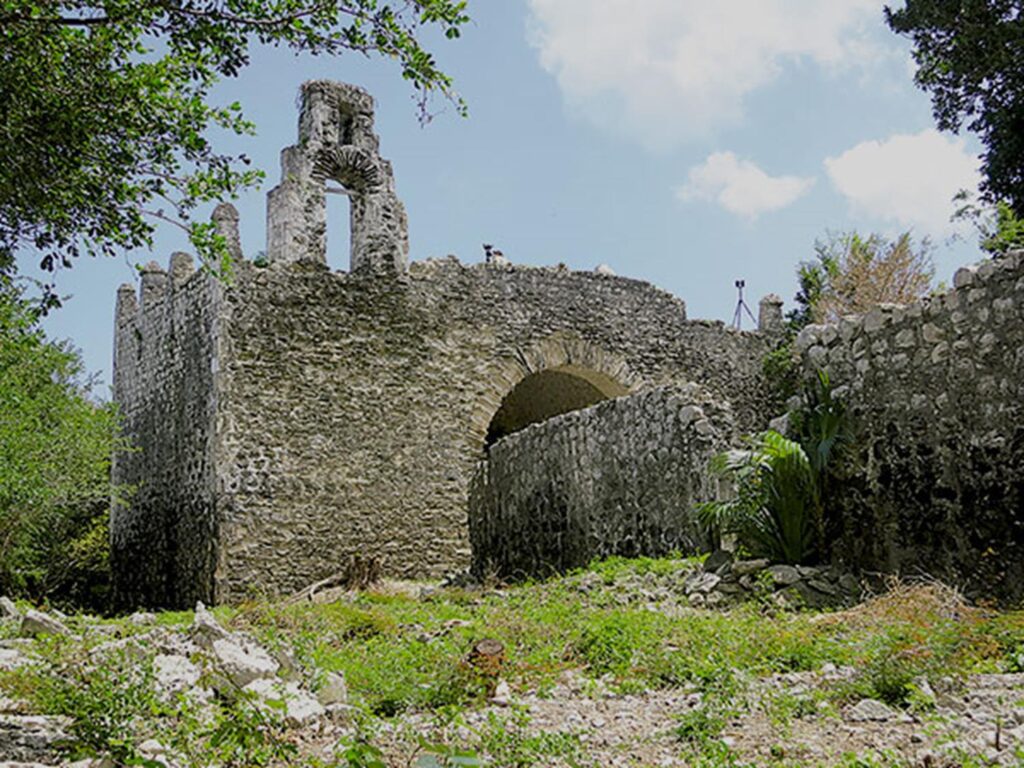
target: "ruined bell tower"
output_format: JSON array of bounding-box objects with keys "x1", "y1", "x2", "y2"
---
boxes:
[{"x1": 265, "y1": 81, "x2": 409, "y2": 276}]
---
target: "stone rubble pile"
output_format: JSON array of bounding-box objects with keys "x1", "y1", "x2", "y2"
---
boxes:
[
  {"x1": 0, "y1": 599, "x2": 349, "y2": 768},
  {"x1": 570, "y1": 551, "x2": 862, "y2": 610}
]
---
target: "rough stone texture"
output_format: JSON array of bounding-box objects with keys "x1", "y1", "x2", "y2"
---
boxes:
[
  {"x1": 111, "y1": 82, "x2": 777, "y2": 608},
  {"x1": 469, "y1": 385, "x2": 735, "y2": 579},
  {"x1": 243, "y1": 678, "x2": 325, "y2": 727},
  {"x1": 795, "y1": 250, "x2": 1024, "y2": 601},
  {"x1": 0, "y1": 597, "x2": 18, "y2": 620},
  {"x1": 18, "y1": 611, "x2": 68, "y2": 638},
  {"x1": 114, "y1": 254, "x2": 774, "y2": 606},
  {"x1": 266, "y1": 81, "x2": 408, "y2": 277},
  {"x1": 211, "y1": 637, "x2": 279, "y2": 688},
  {"x1": 0, "y1": 715, "x2": 70, "y2": 764},
  {"x1": 111, "y1": 256, "x2": 223, "y2": 609}
]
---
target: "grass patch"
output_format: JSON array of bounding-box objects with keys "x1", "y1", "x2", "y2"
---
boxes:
[{"x1": 3, "y1": 558, "x2": 1024, "y2": 766}]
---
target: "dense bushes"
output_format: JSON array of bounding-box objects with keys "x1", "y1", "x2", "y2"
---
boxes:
[{"x1": 0, "y1": 282, "x2": 125, "y2": 608}]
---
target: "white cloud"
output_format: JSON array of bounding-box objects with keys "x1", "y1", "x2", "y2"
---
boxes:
[
  {"x1": 825, "y1": 130, "x2": 981, "y2": 236},
  {"x1": 526, "y1": 0, "x2": 886, "y2": 148},
  {"x1": 676, "y1": 152, "x2": 815, "y2": 219}
]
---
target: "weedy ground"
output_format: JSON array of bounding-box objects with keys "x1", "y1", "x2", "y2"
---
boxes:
[{"x1": 3, "y1": 556, "x2": 1024, "y2": 767}]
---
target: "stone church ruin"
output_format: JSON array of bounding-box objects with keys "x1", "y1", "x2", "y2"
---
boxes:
[{"x1": 111, "y1": 81, "x2": 1024, "y2": 608}]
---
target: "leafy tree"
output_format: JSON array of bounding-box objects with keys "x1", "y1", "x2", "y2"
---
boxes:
[
  {"x1": 0, "y1": 279, "x2": 127, "y2": 606},
  {"x1": 953, "y1": 191, "x2": 1024, "y2": 255},
  {"x1": 885, "y1": 0, "x2": 1024, "y2": 214},
  {"x1": 764, "y1": 231, "x2": 933, "y2": 404},
  {"x1": 0, "y1": 0, "x2": 470, "y2": 307},
  {"x1": 790, "y1": 231, "x2": 934, "y2": 327}
]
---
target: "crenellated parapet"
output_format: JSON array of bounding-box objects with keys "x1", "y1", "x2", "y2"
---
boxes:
[{"x1": 111, "y1": 244, "x2": 222, "y2": 609}]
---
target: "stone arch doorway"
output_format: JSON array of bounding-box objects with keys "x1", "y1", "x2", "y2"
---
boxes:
[
  {"x1": 485, "y1": 365, "x2": 628, "y2": 446},
  {"x1": 470, "y1": 336, "x2": 640, "y2": 452}
]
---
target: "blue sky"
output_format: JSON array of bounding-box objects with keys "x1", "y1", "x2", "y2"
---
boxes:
[{"x1": 22, "y1": 0, "x2": 986, "y2": 394}]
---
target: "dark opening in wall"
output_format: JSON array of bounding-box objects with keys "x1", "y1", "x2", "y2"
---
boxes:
[{"x1": 485, "y1": 365, "x2": 628, "y2": 447}]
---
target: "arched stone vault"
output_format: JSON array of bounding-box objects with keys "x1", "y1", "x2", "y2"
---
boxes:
[{"x1": 469, "y1": 335, "x2": 638, "y2": 451}]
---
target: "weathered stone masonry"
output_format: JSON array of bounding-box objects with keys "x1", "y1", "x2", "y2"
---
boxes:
[
  {"x1": 112, "y1": 81, "x2": 778, "y2": 607},
  {"x1": 111, "y1": 255, "x2": 224, "y2": 608},
  {"x1": 469, "y1": 385, "x2": 736, "y2": 579},
  {"x1": 795, "y1": 251, "x2": 1024, "y2": 601}
]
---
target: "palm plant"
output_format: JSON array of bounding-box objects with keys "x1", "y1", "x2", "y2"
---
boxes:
[
  {"x1": 698, "y1": 432, "x2": 817, "y2": 564},
  {"x1": 698, "y1": 370, "x2": 849, "y2": 565}
]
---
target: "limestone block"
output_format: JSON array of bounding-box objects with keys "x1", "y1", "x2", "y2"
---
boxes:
[
  {"x1": 317, "y1": 672, "x2": 348, "y2": 706},
  {"x1": 862, "y1": 306, "x2": 889, "y2": 334},
  {"x1": 18, "y1": 610, "x2": 69, "y2": 638},
  {"x1": 212, "y1": 638, "x2": 279, "y2": 688},
  {"x1": 766, "y1": 565, "x2": 800, "y2": 586},
  {"x1": 847, "y1": 699, "x2": 896, "y2": 722},
  {"x1": 795, "y1": 324, "x2": 824, "y2": 353},
  {"x1": 243, "y1": 678, "x2": 325, "y2": 727},
  {"x1": 192, "y1": 602, "x2": 230, "y2": 648},
  {"x1": 153, "y1": 654, "x2": 201, "y2": 694},
  {"x1": 953, "y1": 265, "x2": 978, "y2": 288},
  {"x1": 921, "y1": 323, "x2": 944, "y2": 344},
  {"x1": 895, "y1": 329, "x2": 917, "y2": 349},
  {"x1": 0, "y1": 597, "x2": 18, "y2": 620}
]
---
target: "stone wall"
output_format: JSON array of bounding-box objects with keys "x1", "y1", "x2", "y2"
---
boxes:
[
  {"x1": 111, "y1": 80, "x2": 781, "y2": 608},
  {"x1": 795, "y1": 251, "x2": 1024, "y2": 600},
  {"x1": 468, "y1": 385, "x2": 734, "y2": 579},
  {"x1": 111, "y1": 255, "x2": 224, "y2": 608},
  {"x1": 208, "y1": 259, "x2": 772, "y2": 601}
]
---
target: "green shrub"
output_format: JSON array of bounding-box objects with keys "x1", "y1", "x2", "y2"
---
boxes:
[
  {"x1": 697, "y1": 430, "x2": 817, "y2": 564},
  {"x1": 698, "y1": 370, "x2": 849, "y2": 565},
  {"x1": 762, "y1": 341, "x2": 799, "y2": 404},
  {"x1": 0, "y1": 282, "x2": 127, "y2": 608}
]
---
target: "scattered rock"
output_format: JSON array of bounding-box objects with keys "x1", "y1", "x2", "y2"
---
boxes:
[
  {"x1": 0, "y1": 597, "x2": 19, "y2": 620},
  {"x1": 243, "y1": 678, "x2": 325, "y2": 727},
  {"x1": 316, "y1": 672, "x2": 348, "y2": 707},
  {"x1": 489, "y1": 680, "x2": 513, "y2": 706},
  {"x1": 838, "y1": 573, "x2": 861, "y2": 594},
  {"x1": 847, "y1": 698, "x2": 896, "y2": 722},
  {"x1": 0, "y1": 715, "x2": 70, "y2": 763},
  {"x1": 128, "y1": 611, "x2": 157, "y2": 626},
  {"x1": 0, "y1": 649, "x2": 26, "y2": 672},
  {"x1": 807, "y1": 578, "x2": 837, "y2": 596},
  {"x1": 191, "y1": 602, "x2": 229, "y2": 648},
  {"x1": 766, "y1": 565, "x2": 801, "y2": 587},
  {"x1": 732, "y1": 559, "x2": 770, "y2": 576},
  {"x1": 211, "y1": 637, "x2": 278, "y2": 688},
  {"x1": 273, "y1": 646, "x2": 302, "y2": 681},
  {"x1": 18, "y1": 611, "x2": 69, "y2": 639},
  {"x1": 703, "y1": 550, "x2": 733, "y2": 573},
  {"x1": 153, "y1": 654, "x2": 201, "y2": 694},
  {"x1": 685, "y1": 572, "x2": 721, "y2": 595}
]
